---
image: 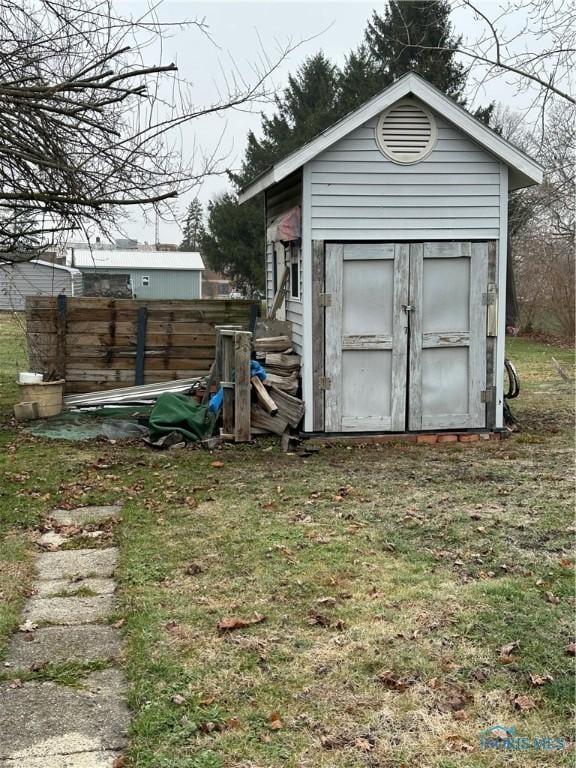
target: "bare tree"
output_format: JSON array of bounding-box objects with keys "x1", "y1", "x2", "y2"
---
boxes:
[
  {"x1": 382, "y1": 0, "x2": 575, "y2": 112},
  {"x1": 0, "y1": 0, "x2": 296, "y2": 259}
]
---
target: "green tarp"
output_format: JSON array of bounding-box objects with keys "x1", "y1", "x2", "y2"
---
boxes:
[{"x1": 148, "y1": 393, "x2": 215, "y2": 443}]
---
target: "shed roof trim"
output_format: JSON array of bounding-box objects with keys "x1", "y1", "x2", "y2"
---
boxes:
[
  {"x1": 238, "y1": 73, "x2": 543, "y2": 202},
  {"x1": 69, "y1": 249, "x2": 204, "y2": 271}
]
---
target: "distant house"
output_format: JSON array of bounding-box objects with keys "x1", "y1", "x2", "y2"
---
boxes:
[
  {"x1": 202, "y1": 268, "x2": 232, "y2": 299},
  {"x1": 68, "y1": 249, "x2": 204, "y2": 300},
  {"x1": 0, "y1": 259, "x2": 82, "y2": 311}
]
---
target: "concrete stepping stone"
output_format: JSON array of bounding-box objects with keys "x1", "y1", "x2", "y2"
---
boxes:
[
  {"x1": 34, "y1": 577, "x2": 116, "y2": 598},
  {"x1": 36, "y1": 549, "x2": 118, "y2": 581},
  {"x1": 6, "y1": 626, "x2": 122, "y2": 668},
  {"x1": 0, "y1": 669, "x2": 128, "y2": 760},
  {"x1": 22, "y1": 595, "x2": 115, "y2": 626},
  {"x1": 49, "y1": 506, "x2": 122, "y2": 526},
  {"x1": 1, "y1": 751, "x2": 122, "y2": 767}
]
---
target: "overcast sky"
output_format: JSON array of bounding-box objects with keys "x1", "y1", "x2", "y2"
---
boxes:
[{"x1": 119, "y1": 1, "x2": 545, "y2": 246}]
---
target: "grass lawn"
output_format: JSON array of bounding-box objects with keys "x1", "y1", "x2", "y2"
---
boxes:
[{"x1": 0, "y1": 311, "x2": 574, "y2": 767}]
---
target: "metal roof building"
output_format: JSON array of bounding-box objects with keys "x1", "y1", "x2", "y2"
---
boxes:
[{"x1": 68, "y1": 249, "x2": 204, "y2": 300}]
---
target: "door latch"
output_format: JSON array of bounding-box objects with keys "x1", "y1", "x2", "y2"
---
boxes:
[{"x1": 402, "y1": 304, "x2": 415, "y2": 312}]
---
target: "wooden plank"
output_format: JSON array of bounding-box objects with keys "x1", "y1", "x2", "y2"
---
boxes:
[
  {"x1": 324, "y1": 243, "x2": 343, "y2": 432},
  {"x1": 408, "y1": 243, "x2": 423, "y2": 431},
  {"x1": 391, "y1": 243, "x2": 409, "y2": 431},
  {"x1": 269, "y1": 385, "x2": 305, "y2": 428},
  {"x1": 343, "y1": 243, "x2": 395, "y2": 260},
  {"x1": 250, "y1": 404, "x2": 288, "y2": 436},
  {"x1": 234, "y1": 331, "x2": 252, "y2": 442},
  {"x1": 423, "y1": 242, "x2": 472, "y2": 258},
  {"x1": 342, "y1": 334, "x2": 393, "y2": 350},
  {"x1": 422, "y1": 332, "x2": 470, "y2": 348},
  {"x1": 269, "y1": 265, "x2": 289, "y2": 319},
  {"x1": 311, "y1": 240, "x2": 325, "y2": 432},
  {"x1": 251, "y1": 376, "x2": 278, "y2": 415},
  {"x1": 470, "y1": 243, "x2": 488, "y2": 427},
  {"x1": 486, "y1": 241, "x2": 498, "y2": 430},
  {"x1": 220, "y1": 333, "x2": 234, "y2": 436}
]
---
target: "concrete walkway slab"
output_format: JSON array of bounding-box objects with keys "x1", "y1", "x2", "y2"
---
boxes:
[
  {"x1": 2, "y1": 751, "x2": 122, "y2": 767},
  {"x1": 6, "y1": 625, "x2": 122, "y2": 668},
  {"x1": 34, "y1": 577, "x2": 116, "y2": 598},
  {"x1": 22, "y1": 595, "x2": 115, "y2": 626},
  {"x1": 50, "y1": 506, "x2": 122, "y2": 526},
  {"x1": 1, "y1": 751, "x2": 122, "y2": 767},
  {"x1": 0, "y1": 669, "x2": 129, "y2": 760},
  {"x1": 36, "y1": 549, "x2": 118, "y2": 581}
]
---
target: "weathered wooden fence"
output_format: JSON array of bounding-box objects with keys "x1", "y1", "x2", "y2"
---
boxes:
[{"x1": 26, "y1": 296, "x2": 259, "y2": 393}]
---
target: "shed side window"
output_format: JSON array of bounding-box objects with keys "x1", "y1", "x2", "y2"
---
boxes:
[
  {"x1": 141, "y1": 275, "x2": 150, "y2": 287},
  {"x1": 290, "y1": 245, "x2": 300, "y2": 300}
]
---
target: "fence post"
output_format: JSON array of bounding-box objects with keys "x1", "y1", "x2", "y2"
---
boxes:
[
  {"x1": 234, "y1": 331, "x2": 252, "y2": 442},
  {"x1": 56, "y1": 294, "x2": 67, "y2": 380},
  {"x1": 135, "y1": 306, "x2": 148, "y2": 385}
]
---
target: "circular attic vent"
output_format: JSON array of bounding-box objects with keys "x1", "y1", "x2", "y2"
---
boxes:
[{"x1": 376, "y1": 100, "x2": 437, "y2": 164}]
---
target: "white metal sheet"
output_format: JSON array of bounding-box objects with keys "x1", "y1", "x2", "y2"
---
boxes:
[
  {"x1": 342, "y1": 349, "x2": 392, "y2": 420},
  {"x1": 343, "y1": 259, "x2": 394, "y2": 335},
  {"x1": 422, "y1": 257, "x2": 470, "y2": 333},
  {"x1": 421, "y1": 347, "x2": 469, "y2": 415}
]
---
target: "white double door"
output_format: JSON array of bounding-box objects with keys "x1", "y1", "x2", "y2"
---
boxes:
[{"x1": 324, "y1": 242, "x2": 488, "y2": 432}]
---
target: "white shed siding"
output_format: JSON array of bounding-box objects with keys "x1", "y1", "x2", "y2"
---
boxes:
[{"x1": 308, "y1": 105, "x2": 501, "y2": 241}]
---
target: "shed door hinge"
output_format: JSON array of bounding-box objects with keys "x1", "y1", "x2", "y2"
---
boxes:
[
  {"x1": 481, "y1": 387, "x2": 495, "y2": 403},
  {"x1": 319, "y1": 376, "x2": 331, "y2": 390},
  {"x1": 319, "y1": 293, "x2": 332, "y2": 307},
  {"x1": 482, "y1": 288, "x2": 497, "y2": 306}
]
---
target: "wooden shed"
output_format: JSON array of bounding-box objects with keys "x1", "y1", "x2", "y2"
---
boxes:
[{"x1": 239, "y1": 73, "x2": 543, "y2": 435}]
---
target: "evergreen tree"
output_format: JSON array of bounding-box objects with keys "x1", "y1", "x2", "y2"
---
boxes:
[
  {"x1": 365, "y1": 1, "x2": 467, "y2": 100},
  {"x1": 202, "y1": 53, "x2": 341, "y2": 289},
  {"x1": 200, "y1": 193, "x2": 264, "y2": 295},
  {"x1": 179, "y1": 198, "x2": 204, "y2": 251}
]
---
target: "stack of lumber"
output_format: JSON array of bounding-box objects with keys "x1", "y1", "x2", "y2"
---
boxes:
[
  {"x1": 250, "y1": 333, "x2": 304, "y2": 438},
  {"x1": 254, "y1": 336, "x2": 300, "y2": 395}
]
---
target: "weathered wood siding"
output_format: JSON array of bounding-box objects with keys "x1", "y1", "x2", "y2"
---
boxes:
[
  {"x1": 265, "y1": 171, "x2": 303, "y2": 353},
  {"x1": 307, "y1": 100, "x2": 501, "y2": 241},
  {"x1": 26, "y1": 296, "x2": 258, "y2": 393}
]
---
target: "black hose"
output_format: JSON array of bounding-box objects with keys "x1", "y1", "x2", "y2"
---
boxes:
[{"x1": 504, "y1": 358, "x2": 520, "y2": 399}]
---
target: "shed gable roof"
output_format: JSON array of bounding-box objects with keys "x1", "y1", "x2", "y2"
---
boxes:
[{"x1": 238, "y1": 73, "x2": 543, "y2": 202}]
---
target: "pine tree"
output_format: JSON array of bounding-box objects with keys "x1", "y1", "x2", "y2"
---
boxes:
[
  {"x1": 203, "y1": 53, "x2": 341, "y2": 289},
  {"x1": 365, "y1": 1, "x2": 467, "y2": 100},
  {"x1": 179, "y1": 198, "x2": 204, "y2": 251}
]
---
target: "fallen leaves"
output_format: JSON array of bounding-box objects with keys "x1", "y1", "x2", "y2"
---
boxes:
[
  {"x1": 565, "y1": 642, "x2": 576, "y2": 656},
  {"x1": 112, "y1": 757, "x2": 126, "y2": 768},
  {"x1": 211, "y1": 461, "x2": 224, "y2": 469},
  {"x1": 185, "y1": 562, "x2": 203, "y2": 576},
  {"x1": 18, "y1": 620, "x2": 38, "y2": 633},
  {"x1": 512, "y1": 693, "x2": 537, "y2": 712},
  {"x1": 267, "y1": 712, "x2": 283, "y2": 730},
  {"x1": 529, "y1": 673, "x2": 553, "y2": 687},
  {"x1": 306, "y1": 609, "x2": 345, "y2": 630},
  {"x1": 544, "y1": 591, "x2": 561, "y2": 604},
  {"x1": 378, "y1": 670, "x2": 410, "y2": 692},
  {"x1": 217, "y1": 613, "x2": 265, "y2": 633},
  {"x1": 499, "y1": 641, "x2": 519, "y2": 664}
]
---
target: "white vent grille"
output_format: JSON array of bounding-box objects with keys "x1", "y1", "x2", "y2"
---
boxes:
[{"x1": 376, "y1": 100, "x2": 437, "y2": 164}]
